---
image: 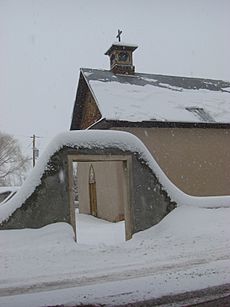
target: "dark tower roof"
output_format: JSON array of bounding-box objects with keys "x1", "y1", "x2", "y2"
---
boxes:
[{"x1": 105, "y1": 43, "x2": 138, "y2": 56}]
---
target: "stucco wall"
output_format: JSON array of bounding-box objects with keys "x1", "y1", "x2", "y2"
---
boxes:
[
  {"x1": 113, "y1": 127, "x2": 230, "y2": 196},
  {"x1": 0, "y1": 150, "x2": 72, "y2": 230},
  {"x1": 78, "y1": 161, "x2": 125, "y2": 222},
  {"x1": 0, "y1": 142, "x2": 176, "y2": 240}
]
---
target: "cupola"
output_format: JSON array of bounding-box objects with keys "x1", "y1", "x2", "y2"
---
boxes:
[{"x1": 105, "y1": 30, "x2": 138, "y2": 75}]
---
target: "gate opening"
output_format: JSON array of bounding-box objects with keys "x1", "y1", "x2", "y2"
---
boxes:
[{"x1": 68, "y1": 155, "x2": 132, "y2": 244}]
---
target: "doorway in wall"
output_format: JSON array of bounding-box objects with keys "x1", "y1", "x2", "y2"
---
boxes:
[{"x1": 68, "y1": 155, "x2": 132, "y2": 244}]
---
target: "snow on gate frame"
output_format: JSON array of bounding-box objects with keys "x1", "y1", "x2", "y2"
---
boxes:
[{"x1": 67, "y1": 154, "x2": 133, "y2": 241}]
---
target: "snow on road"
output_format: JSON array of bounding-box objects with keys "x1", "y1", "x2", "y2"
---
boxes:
[{"x1": 0, "y1": 206, "x2": 230, "y2": 306}]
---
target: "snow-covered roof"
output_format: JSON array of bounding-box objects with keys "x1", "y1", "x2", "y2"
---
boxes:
[{"x1": 81, "y1": 68, "x2": 230, "y2": 124}]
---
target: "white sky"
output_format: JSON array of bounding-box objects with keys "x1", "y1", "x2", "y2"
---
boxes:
[{"x1": 1, "y1": 0, "x2": 230, "y2": 159}]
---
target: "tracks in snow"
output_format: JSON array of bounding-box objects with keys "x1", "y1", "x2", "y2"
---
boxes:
[{"x1": 0, "y1": 253, "x2": 230, "y2": 297}]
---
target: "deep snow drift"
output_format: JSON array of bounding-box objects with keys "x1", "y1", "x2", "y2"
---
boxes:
[
  {"x1": 76, "y1": 210, "x2": 125, "y2": 245},
  {"x1": 0, "y1": 206, "x2": 230, "y2": 306}
]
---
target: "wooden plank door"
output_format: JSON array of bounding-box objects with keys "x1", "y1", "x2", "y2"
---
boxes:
[{"x1": 89, "y1": 164, "x2": 97, "y2": 217}]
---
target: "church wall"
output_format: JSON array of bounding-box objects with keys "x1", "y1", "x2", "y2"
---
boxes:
[
  {"x1": 77, "y1": 162, "x2": 90, "y2": 214},
  {"x1": 78, "y1": 161, "x2": 125, "y2": 222},
  {"x1": 112, "y1": 126, "x2": 230, "y2": 196}
]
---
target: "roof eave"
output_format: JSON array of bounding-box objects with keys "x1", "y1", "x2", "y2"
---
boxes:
[{"x1": 94, "y1": 119, "x2": 230, "y2": 129}]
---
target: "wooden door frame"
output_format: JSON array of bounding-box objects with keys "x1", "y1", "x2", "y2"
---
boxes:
[{"x1": 67, "y1": 154, "x2": 133, "y2": 241}]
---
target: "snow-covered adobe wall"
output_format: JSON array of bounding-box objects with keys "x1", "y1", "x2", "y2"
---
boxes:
[
  {"x1": 0, "y1": 131, "x2": 177, "y2": 239},
  {"x1": 1, "y1": 131, "x2": 229, "y2": 239}
]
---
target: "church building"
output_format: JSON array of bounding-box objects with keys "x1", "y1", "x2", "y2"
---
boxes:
[{"x1": 70, "y1": 40, "x2": 230, "y2": 221}]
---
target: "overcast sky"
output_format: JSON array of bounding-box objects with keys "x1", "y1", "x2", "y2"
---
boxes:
[{"x1": 1, "y1": 0, "x2": 230, "y2": 160}]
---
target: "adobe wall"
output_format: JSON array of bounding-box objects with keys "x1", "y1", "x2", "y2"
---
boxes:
[
  {"x1": 0, "y1": 144, "x2": 176, "y2": 239},
  {"x1": 0, "y1": 150, "x2": 72, "y2": 230},
  {"x1": 113, "y1": 127, "x2": 230, "y2": 196}
]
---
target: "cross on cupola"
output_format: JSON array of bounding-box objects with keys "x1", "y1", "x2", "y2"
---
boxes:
[
  {"x1": 116, "y1": 29, "x2": 122, "y2": 42},
  {"x1": 105, "y1": 32, "x2": 138, "y2": 75}
]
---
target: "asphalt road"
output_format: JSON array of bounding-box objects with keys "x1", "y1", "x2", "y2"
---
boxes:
[
  {"x1": 113, "y1": 283, "x2": 230, "y2": 307},
  {"x1": 52, "y1": 283, "x2": 230, "y2": 307}
]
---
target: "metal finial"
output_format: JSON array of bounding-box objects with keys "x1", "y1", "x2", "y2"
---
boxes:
[{"x1": 116, "y1": 29, "x2": 122, "y2": 42}]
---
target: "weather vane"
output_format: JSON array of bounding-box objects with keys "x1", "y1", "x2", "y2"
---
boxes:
[{"x1": 116, "y1": 29, "x2": 122, "y2": 42}]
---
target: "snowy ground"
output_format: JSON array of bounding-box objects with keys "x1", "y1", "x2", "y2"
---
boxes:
[
  {"x1": 0, "y1": 206, "x2": 230, "y2": 306},
  {"x1": 76, "y1": 210, "x2": 125, "y2": 245}
]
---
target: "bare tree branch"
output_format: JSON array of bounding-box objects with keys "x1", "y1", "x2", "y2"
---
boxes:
[{"x1": 0, "y1": 132, "x2": 30, "y2": 186}]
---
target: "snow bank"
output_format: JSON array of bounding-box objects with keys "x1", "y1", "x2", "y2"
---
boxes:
[
  {"x1": 0, "y1": 130, "x2": 230, "y2": 224},
  {"x1": 0, "y1": 206, "x2": 230, "y2": 306},
  {"x1": 76, "y1": 210, "x2": 125, "y2": 245},
  {"x1": 0, "y1": 187, "x2": 19, "y2": 194}
]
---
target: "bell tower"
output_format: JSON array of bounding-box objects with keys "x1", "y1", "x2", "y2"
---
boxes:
[{"x1": 105, "y1": 30, "x2": 138, "y2": 75}]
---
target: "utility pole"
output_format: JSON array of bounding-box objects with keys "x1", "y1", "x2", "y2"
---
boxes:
[
  {"x1": 32, "y1": 134, "x2": 36, "y2": 167},
  {"x1": 31, "y1": 134, "x2": 39, "y2": 167}
]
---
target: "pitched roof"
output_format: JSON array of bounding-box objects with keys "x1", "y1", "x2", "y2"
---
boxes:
[{"x1": 73, "y1": 68, "x2": 230, "y2": 128}]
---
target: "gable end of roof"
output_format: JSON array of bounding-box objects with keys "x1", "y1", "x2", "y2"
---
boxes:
[{"x1": 70, "y1": 71, "x2": 102, "y2": 130}]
